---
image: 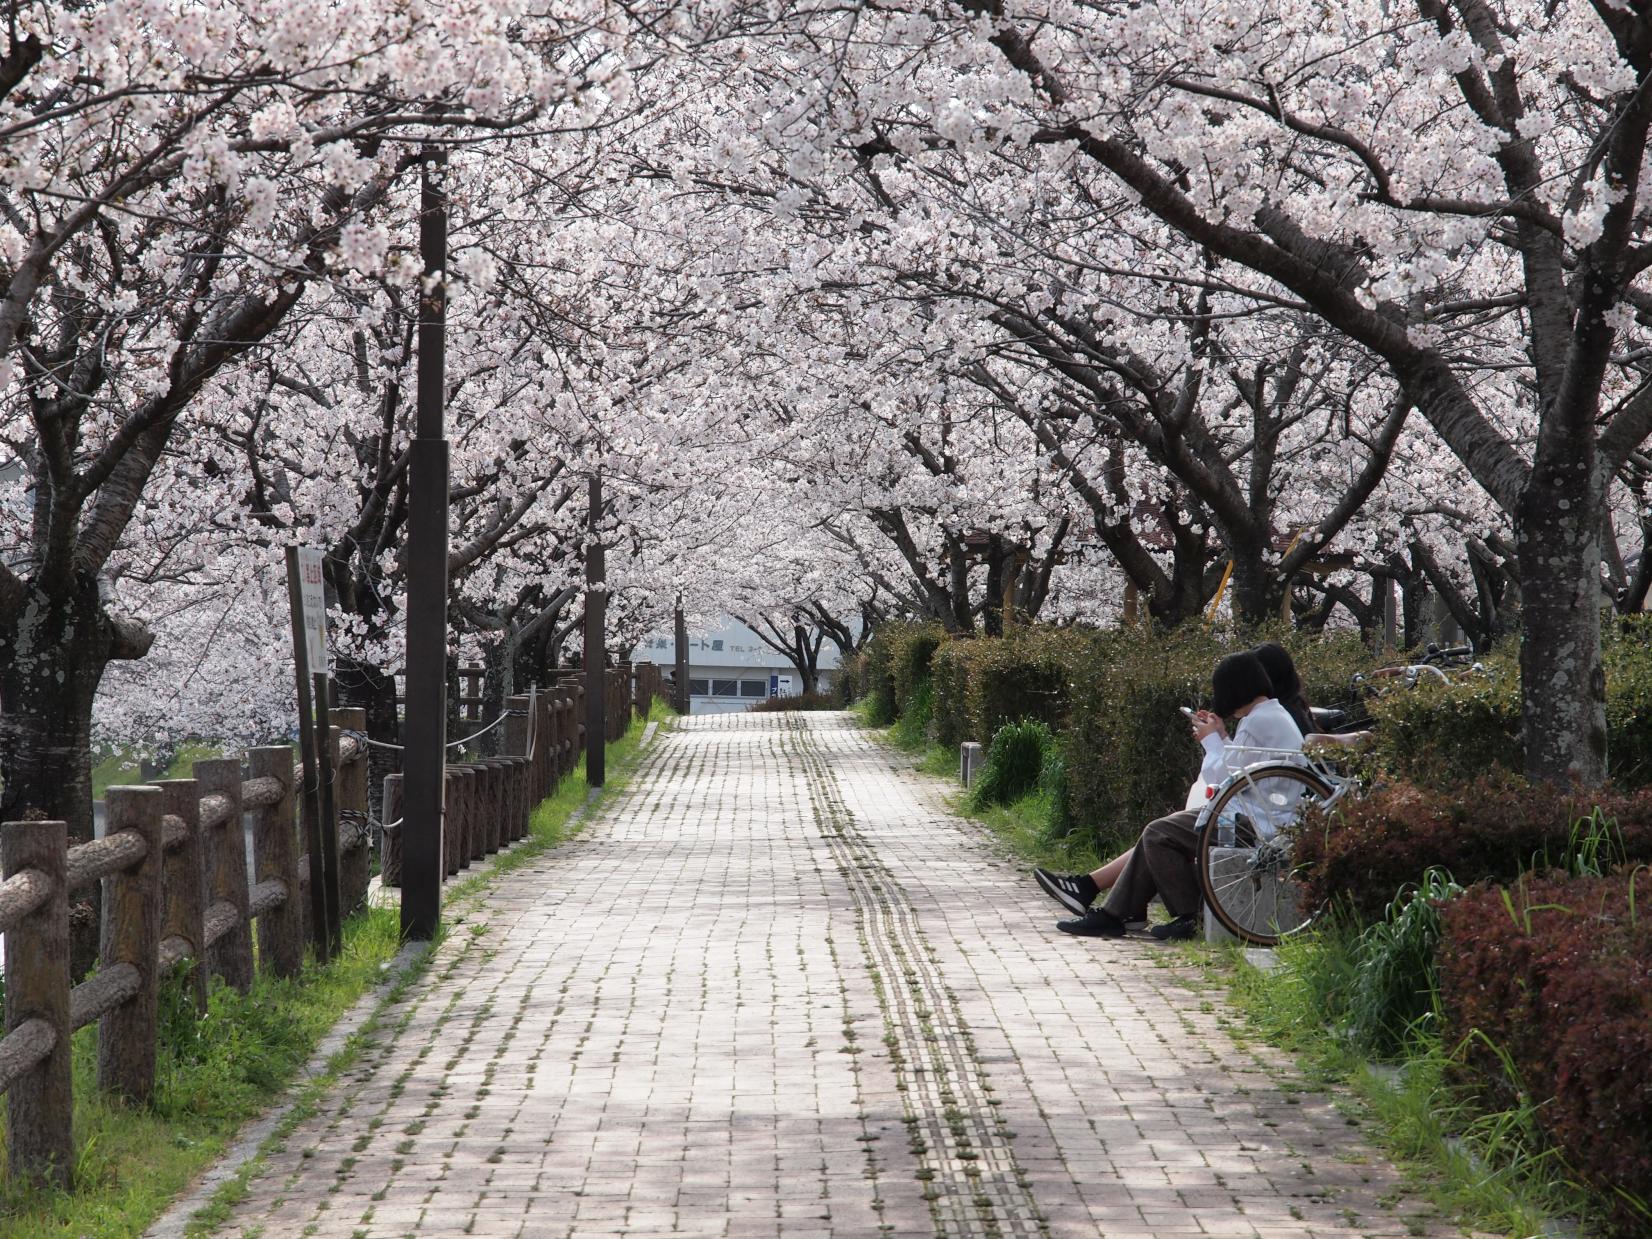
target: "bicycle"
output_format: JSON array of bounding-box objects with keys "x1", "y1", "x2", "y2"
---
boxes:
[{"x1": 1193, "y1": 750, "x2": 1352, "y2": 945}]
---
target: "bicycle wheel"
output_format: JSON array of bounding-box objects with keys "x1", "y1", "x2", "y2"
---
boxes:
[{"x1": 1197, "y1": 763, "x2": 1335, "y2": 946}]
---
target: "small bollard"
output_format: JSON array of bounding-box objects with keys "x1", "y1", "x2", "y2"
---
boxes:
[{"x1": 960, "y1": 742, "x2": 983, "y2": 788}]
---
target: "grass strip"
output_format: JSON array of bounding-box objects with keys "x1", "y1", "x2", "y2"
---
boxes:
[
  {"x1": 0, "y1": 907, "x2": 404, "y2": 1238},
  {"x1": 1221, "y1": 936, "x2": 1601, "y2": 1238}
]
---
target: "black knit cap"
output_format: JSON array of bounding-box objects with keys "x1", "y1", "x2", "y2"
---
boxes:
[
  {"x1": 1210, "y1": 651, "x2": 1276, "y2": 717},
  {"x1": 1250, "y1": 642, "x2": 1301, "y2": 704}
]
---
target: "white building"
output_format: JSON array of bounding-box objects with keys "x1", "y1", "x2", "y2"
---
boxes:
[{"x1": 634, "y1": 617, "x2": 843, "y2": 714}]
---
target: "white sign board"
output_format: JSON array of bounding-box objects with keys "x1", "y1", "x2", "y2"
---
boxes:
[{"x1": 296, "y1": 547, "x2": 328, "y2": 671}]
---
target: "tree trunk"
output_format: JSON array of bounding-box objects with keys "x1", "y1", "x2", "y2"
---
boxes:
[
  {"x1": 981, "y1": 540, "x2": 1006, "y2": 637},
  {"x1": 0, "y1": 583, "x2": 118, "y2": 976},
  {"x1": 1226, "y1": 545, "x2": 1279, "y2": 628},
  {"x1": 480, "y1": 638, "x2": 510, "y2": 756},
  {"x1": 787, "y1": 624, "x2": 820, "y2": 695},
  {"x1": 1517, "y1": 465, "x2": 1609, "y2": 787}
]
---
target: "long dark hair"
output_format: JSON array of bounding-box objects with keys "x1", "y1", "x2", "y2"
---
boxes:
[{"x1": 1251, "y1": 642, "x2": 1315, "y2": 735}]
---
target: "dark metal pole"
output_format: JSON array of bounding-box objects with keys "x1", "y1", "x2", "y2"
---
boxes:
[
  {"x1": 401, "y1": 147, "x2": 450, "y2": 941},
  {"x1": 674, "y1": 595, "x2": 689, "y2": 715},
  {"x1": 585, "y1": 472, "x2": 606, "y2": 788}
]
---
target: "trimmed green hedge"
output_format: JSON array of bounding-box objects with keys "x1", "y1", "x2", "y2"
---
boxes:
[
  {"x1": 863, "y1": 621, "x2": 1378, "y2": 854},
  {"x1": 1368, "y1": 618, "x2": 1652, "y2": 790},
  {"x1": 860, "y1": 621, "x2": 944, "y2": 725},
  {"x1": 859, "y1": 617, "x2": 1652, "y2": 854},
  {"x1": 930, "y1": 628, "x2": 1085, "y2": 751}
]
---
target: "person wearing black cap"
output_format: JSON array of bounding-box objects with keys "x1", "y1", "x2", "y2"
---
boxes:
[{"x1": 1041, "y1": 650, "x2": 1304, "y2": 941}]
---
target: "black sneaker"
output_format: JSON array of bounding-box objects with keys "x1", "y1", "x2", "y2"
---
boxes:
[
  {"x1": 1056, "y1": 907, "x2": 1126, "y2": 938},
  {"x1": 1034, "y1": 867, "x2": 1099, "y2": 916},
  {"x1": 1149, "y1": 915, "x2": 1199, "y2": 942}
]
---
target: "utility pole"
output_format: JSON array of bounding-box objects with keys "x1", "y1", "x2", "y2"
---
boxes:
[
  {"x1": 584, "y1": 472, "x2": 606, "y2": 787},
  {"x1": 401, "y1": 147, "x2": 449, "y2": 941},
  {"x1": 674, "y1": 595, "x2": 689, "y2": 715}
]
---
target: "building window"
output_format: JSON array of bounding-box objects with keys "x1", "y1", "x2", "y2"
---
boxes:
[
  {"x1": 739, "y1": 680, "x2": 767, "y2": 698},
  {"x1": 712, "y1": 678, "x2": 740, "y2": 697},
  {"x1": 688, "y1": 678, "x2": 709, "y2": 696}
]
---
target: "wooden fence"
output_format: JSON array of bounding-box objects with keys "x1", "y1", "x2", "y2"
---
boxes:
[
  {"x1": 0, "y1": 664, "x2": 664, "y2": 1190},
  {"x1": 0, "y1": 709, "x2": 373, "y2": 1187}
]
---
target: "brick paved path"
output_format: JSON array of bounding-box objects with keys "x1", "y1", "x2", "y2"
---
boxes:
[{"x1": 199, "y1": 714, "x2": 1457, "y2": 1239}]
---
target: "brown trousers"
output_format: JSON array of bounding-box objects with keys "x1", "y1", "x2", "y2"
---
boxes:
[{"x1": 1101, "y1": 809, "x2": 1202, "y2": 921}]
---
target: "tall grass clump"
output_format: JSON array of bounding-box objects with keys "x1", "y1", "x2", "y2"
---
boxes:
[
  {"x1": 889, "y1": 676, "x2": 933, "y2": 751},
  {"x1": 970, "y1": 719, "x2": 1053, "y2": 810},
  {"x1": 1345, "y1": 867, "x2": 1463, "y2": 1058}
]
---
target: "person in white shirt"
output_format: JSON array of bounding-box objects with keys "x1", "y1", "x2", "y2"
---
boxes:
[{"x1": 1037, "y1": 650, "x2": 1305, "y2": 941}]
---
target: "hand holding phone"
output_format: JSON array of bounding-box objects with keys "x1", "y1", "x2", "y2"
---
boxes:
[{"x1": 1179, "y1": 706, "x2": 1196, "y2": 718}]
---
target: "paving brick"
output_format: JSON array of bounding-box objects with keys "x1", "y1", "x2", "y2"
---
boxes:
[{"x1": 188, "y1": 714, "x2": 1465, "y2": 1239}]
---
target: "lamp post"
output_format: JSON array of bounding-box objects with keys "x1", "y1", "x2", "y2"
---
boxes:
[
  {"x1": 584, "y1": 472, "x2": 606, "y2": 787},
  {"x1": 401, "y1": 146, "x2": 449, "y2": 941},
  {"x1": 674, "y1": 594, "x2": 689, "y2": 714}
]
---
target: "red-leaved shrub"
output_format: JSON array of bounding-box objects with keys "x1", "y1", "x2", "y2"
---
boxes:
[
  {"x1": 1293, "y1": 776, "x2": 1652, "y2": 923},
  {"x1": 1437, "y1": 873, "x2": 1652, "y2": 1235}
]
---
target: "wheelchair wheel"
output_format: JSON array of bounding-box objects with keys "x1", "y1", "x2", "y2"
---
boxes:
[{"x1": 1197, "y1": 764, "x2": 1335, "y2": 946}]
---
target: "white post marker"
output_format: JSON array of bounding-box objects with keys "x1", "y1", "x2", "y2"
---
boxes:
[{"x1": 296, "y1": 546, "x2": 328, "y2": 670}]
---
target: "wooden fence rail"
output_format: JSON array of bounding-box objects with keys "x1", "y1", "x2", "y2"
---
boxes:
[
  {"x1": 0, "y1": 663, "x2": 659, "y2": 1190},
  {"x1": 0, "y1": 724, "x2": 371, "y2": 1187}
]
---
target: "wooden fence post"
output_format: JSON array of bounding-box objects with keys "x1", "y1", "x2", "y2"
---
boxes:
[
  {"x1": 493, "y1": 759, "x2": 514, "y2": 847},
  {"x1": 381, "y1": 773, "x2": 403, "y2": 887},
  {"x1": 573, "y1": 683, "x2": 586, "y2": 772},
  {"x1": 155, "y1": 779, "x2": 208, "y2": 1012},
  {"x1": 331, "y1": 707, "x2": 370, "y2": 915},
  {"x1": 541, "y1": 692, "x2": 557, "y2": 792},
  {"x1": 502, "y1": 758, "x2": 522, "y2": 843},
  {"x1": 443, "y1": 767, "x2": 461, "y2": 877},
  {"x1": 98, "y1": 785, "x2": 163, "y2": 1103},
  {"x1": 463, "y1": 765, "x2": 483, "y2": 863},
  {"x1": 195, "y1": 758, "x2": 253, "y2": 994},
  {"x1": 505, "y1": 694, "x2": 529, "y2": 758},
  {"x1": 500, "y1": 760, "x2": 518, "y2": 845},
  {"x1": 478, "y1": 763, "x2": 496, "y2": 857},
  {"x1": 482, "y1": 763, "x2": 498, "y2": 859},
  {"x1": 250, "y1": 747, "x2": 303, "y2": 980},
  {"x1": 3, "y1": 818, "x2": 72, "y2": 1188}
]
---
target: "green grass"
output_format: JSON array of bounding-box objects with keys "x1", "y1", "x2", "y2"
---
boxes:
[
  {"x1": 1221, "y1": 931, "x2": 1601, "y2": 1238},
  {"x1": 93, "y1": 742, "x2": 228, "y2": 799},
  {"x1": 0, "y1": 907, "x2": 404, "y2": 1238}
]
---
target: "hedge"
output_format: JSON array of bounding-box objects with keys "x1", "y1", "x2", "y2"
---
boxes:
[
  {"x1": 930, "y1": 628, "x2": 1088, "y2": 751},
  {"x1": 1438, "y1": 872, "x2": 1652, "y2": 1236},
  {"x1": 1369, "y1": 617, "x2": 1652, "y2": 790},
  {"x1": 860, "y1": 621, "x2": 944, "y2": 725},
  {"x1": 1294, "y1": 777, "x2": 1652, "y2": 924},
  {"x1": 857, "y1": 616, "x2": 1652, "y2": 854}
]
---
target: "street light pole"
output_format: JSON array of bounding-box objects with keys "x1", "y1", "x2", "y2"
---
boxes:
[
  {"x1": 401, "y1": 146, "x2": 450, "y2": 941},
  {"x1": 584, "y1": 471, "x2": 606, "y2": 787},
  {"x1": 674, "y1": 594, "x2": 689, "y2": 715}
]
